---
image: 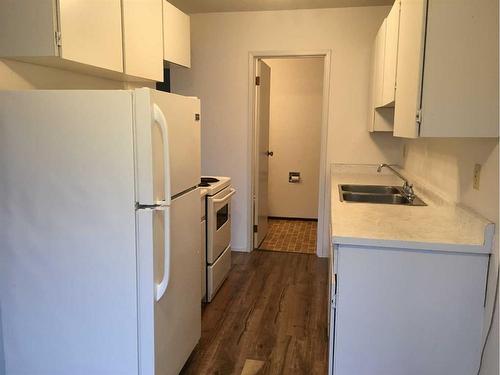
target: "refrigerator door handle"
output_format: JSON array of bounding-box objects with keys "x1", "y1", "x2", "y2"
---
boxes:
[
  {"x1": 153, "y1": 103, "x2": 171, "y2": 206},
  {"x1": 156, "y1": 206, "x2": 171, "y2": 302}
]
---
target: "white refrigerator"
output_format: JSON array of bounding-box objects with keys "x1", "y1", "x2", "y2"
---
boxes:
[{"x1": 0, "y1": 88, "x2": 201, "y2": 375}]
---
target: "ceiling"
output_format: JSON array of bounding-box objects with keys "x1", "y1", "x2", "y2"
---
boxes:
[{"x1": 168, "y1": 0, "x2": 393, "y2": 14}]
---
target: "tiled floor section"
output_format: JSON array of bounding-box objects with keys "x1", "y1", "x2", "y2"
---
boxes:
[{"x1": 259, "y1": 218, "x2": 317, "y2": 254}]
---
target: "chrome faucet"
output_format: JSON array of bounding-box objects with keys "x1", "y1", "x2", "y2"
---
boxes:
[{"x1": 377, "y1": 164, "x2": 415, "y2": 201}]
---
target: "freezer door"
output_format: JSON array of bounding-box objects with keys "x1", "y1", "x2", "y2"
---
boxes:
[
  {"x1": 150, "y1": 90, "x2": 201, "y2": 197},
  {"x1": 134, "y1": 89, "x2": 201, "y2": 205},
  {"x1": 0, "y1": 90, "x2": 139, "y2": 374},
  {"x1": 154, "y1": 188, "x2": 201, "y2": 375}
]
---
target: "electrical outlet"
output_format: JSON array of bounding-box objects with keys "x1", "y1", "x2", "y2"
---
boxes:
[{"x1": 473, "y1": 164, "x2": 482, "y2": 190}]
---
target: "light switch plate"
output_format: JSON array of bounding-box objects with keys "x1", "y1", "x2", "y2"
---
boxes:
[{"x1": 473, "y1": 164, "x2": 481, "y2": 190}]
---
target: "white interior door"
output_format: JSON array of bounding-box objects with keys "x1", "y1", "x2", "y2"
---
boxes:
[{"x1": 254, "y1": 60, "x2": 271, "y2": 248}]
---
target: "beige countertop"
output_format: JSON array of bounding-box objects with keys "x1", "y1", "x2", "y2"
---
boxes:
[{"x1": 331, "y1": 164, "x2": 494, "y2": 254}]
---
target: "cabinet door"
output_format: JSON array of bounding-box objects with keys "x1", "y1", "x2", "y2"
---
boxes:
[
  {"x1": 381, "y1": 1, "x2": 400, "y2": 106},
  {"x1": 372, "y1": 20, "x2": 386, "y2": 109},
  {"x1": 393, "y1": 0, "x2": 427, "y2": 138},
  {"x1": 58, "y1": 0, "x2": 123, "y2": 72},
  {"x1": 334, "y1": 245, "x2": 488, "y2": 375},
  {"x1": 122, "y1": 0, "x2": 163, "y2": 81},
  {"x1": 163, "y1": 0, "x2": 191, "y2": 68},
  {"x1": 0, "y1": 0, "x2": 57, "y2": 57},
  {"x1": 420, "y1": 0, "x2": 498, "y2": 137},
  {"x1": 369, "y1": 20, "x2": 393, "y2": 132}
]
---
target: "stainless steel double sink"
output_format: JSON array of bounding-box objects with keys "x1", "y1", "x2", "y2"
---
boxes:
[{"x1": 338, "y1": 184, "x2": 426, "y2": 206}]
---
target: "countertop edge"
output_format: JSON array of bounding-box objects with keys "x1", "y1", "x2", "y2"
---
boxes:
[{"x1": 332, "y1": 234, "x2": 491, "y2": 255}]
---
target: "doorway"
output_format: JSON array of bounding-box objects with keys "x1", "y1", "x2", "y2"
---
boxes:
[{"x1": 250, "y1": 53, "x2": 330, "y2": 255}]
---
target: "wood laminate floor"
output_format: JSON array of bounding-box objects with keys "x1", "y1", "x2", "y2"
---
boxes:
[
  {"x1": 259, "y1": 219, "x2": 317, "y2": 254},
  {"x1": 180, "y1": 250, "x2": 329, "y2": 375}
]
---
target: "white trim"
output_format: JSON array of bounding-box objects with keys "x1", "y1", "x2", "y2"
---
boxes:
[
  {"x1": 232, "y1": 247, "x2": 252, "y2": 253},
  {"x1": 247, "y1": 50, "x2": 332, "y2": 257}
]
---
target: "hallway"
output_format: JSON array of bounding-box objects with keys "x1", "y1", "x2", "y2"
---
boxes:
[{"x1": 180, "y1": 250, "x2": 328, "y2": 375}]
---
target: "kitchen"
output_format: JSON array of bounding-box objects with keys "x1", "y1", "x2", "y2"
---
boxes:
[{"x1": 0, "y1": 1, "x2": 498, "y2": 375}]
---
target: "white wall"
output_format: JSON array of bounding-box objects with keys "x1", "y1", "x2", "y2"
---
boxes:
[
  {"x1": 401, "y1": 138, "x2": 499, "y2": 375},
  {"x1": 171, "y1": 7, "x2": 403, "y2": 251},
  {"x1": 264, "y1": 57, "x2": 323, "y2": 219}
]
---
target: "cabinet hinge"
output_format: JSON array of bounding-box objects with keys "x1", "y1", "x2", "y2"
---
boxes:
[
  {"x1": 416, "y1": 108, "x2": 422, "y2": 135},
  {"x1": 54, "y1": 31, "x2": 62, "y2": 47},
  {"x1": 331, "y1": 294, "x2": 337, "y2": 309},
  {"x1": 253, "y1": 224, "x2": 258, "y2": 233},
  {"x1": 416, "y1": 108, "x2": 422, "y2": 124},
  {"x1": 255, "y1": 76, "x2": 260, "y2": 86},
  {"x1": 195, "y1": 113, "x2": 200, "y2": 121}
]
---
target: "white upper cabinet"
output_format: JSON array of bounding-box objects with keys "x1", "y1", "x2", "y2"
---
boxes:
[
  {"x1": 368, "y1": 2, "x2": 401, "y2": 133},
  {"x1": 163, "y1": 1, "x2": 191, "y2": 68},
  {"x1": 372, "y1": 20, "x2": 386, "y2": 109},
  {"x1": 393, "y1": 0, "x2": 425, "y2": 138},
  {"x1": 0, "y1": 0, "x2": 124, "y2": 77},
  {"x1": 58, "y1": 0, "x2": 123, "y2": 73},
  {"x1": 381, "y1": 1, "x2": 400, "y2": 106},
  {"x1": 394, "y1": 0, "x2": 499, "y2": 138},
  {"x1": 0, "y1": 0, "x2": 59, "y2": 58},
  {"x1": 0, "y1": 0, "x2": 169, "y2": 82},
  {"x1": 122, "y1": 0, "x2": 164, "y2": 81},
  {"x1": 369, "y1": 19, "x2": 394, "y2": 132}
]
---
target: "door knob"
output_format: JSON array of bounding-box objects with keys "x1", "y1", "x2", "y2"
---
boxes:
[{"x1": 266, "y1": 151, "x2": 274, "y2": 157}]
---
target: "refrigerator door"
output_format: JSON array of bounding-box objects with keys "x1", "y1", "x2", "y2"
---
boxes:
[
  {"x1": 154, "y1": 188, "x2": 201, "y2": 375},
  {"x1": 134, "y1": 88, "x2": 201, "y2": 205},
  {"x1": 0, "y1": 90, "x2": 139, "y2": 374}
]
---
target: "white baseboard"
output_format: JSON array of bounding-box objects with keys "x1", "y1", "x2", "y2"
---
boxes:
[{"x1": 231, "y1": 247, "x2": 252, "y2": 253}]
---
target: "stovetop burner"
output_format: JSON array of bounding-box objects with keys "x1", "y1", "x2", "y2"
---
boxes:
[
  {"x1": 199, "y1": 177, "x2": 220, "y2": 187},
  {"x1": 201, "y1": 177, "x2": 220, "y2": 184}
]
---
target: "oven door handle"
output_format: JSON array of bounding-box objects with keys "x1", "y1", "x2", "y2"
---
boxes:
[{"x1": 212, "y1": 188, "x2": 236, "y2": 203}]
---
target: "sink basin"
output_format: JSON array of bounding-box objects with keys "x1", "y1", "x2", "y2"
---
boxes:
[
  {"x1": 338, "y1": 184, "x2": 426, "y2": 206},
  {"x1": 340, "y1": 184, "x2": 401, "y2": 194},
  {"x1": 341, "y1": 192, "x2": 411, "y2": 204}
]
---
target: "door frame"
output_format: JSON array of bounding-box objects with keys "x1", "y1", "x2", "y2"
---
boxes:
[{"x1": 247, "y1": 50, "x2": 332, "y2": 257}]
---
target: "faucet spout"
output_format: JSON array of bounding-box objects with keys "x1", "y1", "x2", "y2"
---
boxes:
[{"x1": 377, "y1": 164, "x2": 415, "y2": 201}]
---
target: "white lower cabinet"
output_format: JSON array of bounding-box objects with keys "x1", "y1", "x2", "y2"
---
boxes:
[{"x1": 330, "y1": 243, "x2": 488, "y2": 375}]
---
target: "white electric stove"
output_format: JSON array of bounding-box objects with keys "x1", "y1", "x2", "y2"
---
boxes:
[{"x1": 200, "y1": 176, "x2": 235, "y2": 302}]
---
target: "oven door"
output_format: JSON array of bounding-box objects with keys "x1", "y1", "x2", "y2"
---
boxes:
[{"x1": 207, "y1": 187, "x2": 236, "y2": 264}]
